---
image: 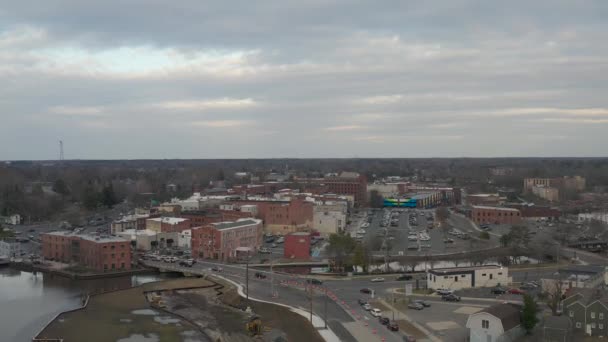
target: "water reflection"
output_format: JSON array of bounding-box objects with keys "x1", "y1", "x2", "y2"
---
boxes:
[{"x1": 0, "y1": 267, "x2": 172, "y2": 342}]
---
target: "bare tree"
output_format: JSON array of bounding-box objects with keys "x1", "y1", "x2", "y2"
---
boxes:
[{"x1": 544, "y1": 278, "x2": 565, "y2": 316}]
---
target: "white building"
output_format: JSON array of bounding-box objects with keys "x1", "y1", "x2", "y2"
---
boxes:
[
  {"x1": 578, "y1": 212, "x2": 608, "y2": 225},
  {"x1": 177, "y1": 229, "x2": 191, "y2": 249},
  {"x1": 466, "y1": 303, "x2": 524, "y2": 342},
  {"x1": 0, "y1": 239, "x2": 21, "y2": 258},
  {"x1": 313, "y1": 209, "x2": 346, "y2": 237},
  {"x1": 0, "y1": 214, "x2": 21, "y2": 225},
  {"x1": 116, "y1": 229, "x2": 158, "y2": 251},
  {"x1": 427, "y1": 265, "x2": 511, "y2": 290}
]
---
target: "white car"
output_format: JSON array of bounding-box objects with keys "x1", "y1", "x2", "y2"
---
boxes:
[
  {"x1": 370, "y1": 308, "x2": 382, "y2": 317},
  {"x1": 363, "y1": 303, "x2": 372, "y2": 311},
  {"x1": 371, "y1": 277, "x2": 385, "y2": 282}
]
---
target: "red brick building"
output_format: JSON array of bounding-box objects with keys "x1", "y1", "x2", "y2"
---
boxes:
[
  {"x1": 284, "y1": 232, "x2": 311, "y2": 260},
  {"x1": 505, "y1": 204, "x2": 561, "y2": 219},
  {"x1": 231, "y1": 198, "x2": 313, "y2": 235},
  {"x1": 191, "y1": 219, "x2": 263, "y2": 261},
  {"x1": 41, "y1": 231, "x2": 132, "y2": 272},
  {"x1": 324, "y1": 172, "x2": 367, "y2": 206},
  {"x1": 471, "y1": 206, "x2": 522, "y2": 225}
]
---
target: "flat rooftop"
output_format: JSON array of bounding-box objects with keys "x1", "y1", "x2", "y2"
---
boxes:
[
  {"x1": 212, "y1": 219, "x2": 260, "y2": 231},
  {"x1": 147, "y1": 217, "x2": 188, "y2": 224},
  {"x1": 44, "y1": 230, "x2": 129, "y2": 243},
  {"x1": 429, "y1": 265, "x2": 505, "y2": 274},
  {"x1": 472, "y1": 205, "x2": 519, "y2": 212}
]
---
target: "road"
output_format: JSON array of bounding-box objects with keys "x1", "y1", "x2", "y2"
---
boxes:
[{"x1": 145, "y1": 259, "x2": 422, "y2": 342}]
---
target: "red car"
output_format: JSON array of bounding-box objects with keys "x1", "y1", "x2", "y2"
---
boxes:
[{"x1": 508, "y1": 288, "x2": 525, "y2": 295}]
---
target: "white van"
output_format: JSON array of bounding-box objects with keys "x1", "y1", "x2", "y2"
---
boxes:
[{"x1": 370, "y1": 308, "x2": 382, "y2": 317}]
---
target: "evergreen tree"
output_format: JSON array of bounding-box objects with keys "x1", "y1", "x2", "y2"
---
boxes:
[{"x1": 522, "y1": 294, "x2": 539, "y2": 334}]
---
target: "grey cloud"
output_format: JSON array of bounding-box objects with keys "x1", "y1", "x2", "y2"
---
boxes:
[{"x1": 0, "y1": 1, "x2": 607, "y2": 159}]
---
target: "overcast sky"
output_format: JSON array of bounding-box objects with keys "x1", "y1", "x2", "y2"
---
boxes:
[{"x1": 1, "y1": 1, "x2": 607, "y2": 160}]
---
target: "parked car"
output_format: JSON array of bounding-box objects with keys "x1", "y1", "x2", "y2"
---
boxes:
[
  {"x1": 388, "y1": 322, "x2": 400, "y2": 332},
  {"x1": 508, "y1": 288, "x2": 525, "y2": 295},
  {"x1": 378, "y1": 317, "x2": 390, "y2": 325},
  {"x1": 360, "y1": 288, "x2": 372, "y2": 294},
  {"x1": 491, "y1": 287, "x2": 507, "y2": 295},
  {"x1": 520, "y1": 282, "x2": 537, "y2": 290},
  {"x1": 259, "y1": 247, "x2": 271, "y2": 254},
  {"x1": 370, "y1": 308, "x2": 382, "y2": 317},
  {"x1": 306, "y1": 278, "x2": 323, "y2": 285},
  {"x1": 408, "y1": 302, "x2": 424, "y2": 310},
  {"x1": 442, "y1": 294, "x2": 461, "y2": 302},
  {"x1": 363, "y1": 304, "x2": 372, "y2": 311},
  {"x1": 254, "y1": 272, "x2": 267, "y2": 279},
  {"x1": 371, "y1": 277, "x2": 385, "y2": 282},
  {"x1": 396, "y1": 274, "x2": 413, "y2": 281},
  {"x1": 358, "y1": 299, "x2": 367, "y2": 306},
  {"x1": 435, "y1": 288, "x2": 453, "y2": 296},
  {"x1": 413, "y1": 300, "x2": 431, "y2": 307},
  {"x1": 211, "y1": 266, "x2": 223, "y2": 272}
]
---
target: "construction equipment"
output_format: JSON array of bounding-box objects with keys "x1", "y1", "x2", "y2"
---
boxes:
[{"x1": 246, "y1": 316, "x2": 262, "y2": 336}]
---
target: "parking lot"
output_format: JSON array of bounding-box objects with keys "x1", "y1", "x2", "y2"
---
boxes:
[{"x1": 355, "y1": 208, "x2": 500, "y2": 257}]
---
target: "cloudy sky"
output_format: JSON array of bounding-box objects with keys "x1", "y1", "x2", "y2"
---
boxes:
[{"x1": 1, "y1": 1, "x2": 607, "y2": 160}]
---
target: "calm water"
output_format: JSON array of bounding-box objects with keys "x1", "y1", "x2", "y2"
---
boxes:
[{"x1": 0, "y1": 267, "x2": 170, "y2": 342}]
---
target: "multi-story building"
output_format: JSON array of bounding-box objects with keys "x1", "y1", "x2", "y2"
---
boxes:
[
  {"x1": 0, "y1": 239, "x2": 21, "y2": 258},
  {"x1": 111, "y1": 214, "x2": 149, "y2": 234},
  {"x1": 230, "y1": 198, "x2": 313, "y2": 235},
  {"x1": 41, "y1": 231, "x2": 132, "y2": 272},
  {"x1": 524, "y1": 176, "x2": 586, "y2": 193},
  {"x1": 191, "y1": 218, "x2": 263, "y2": 261},
  {"x1": 471, "y1": 206, "x2": 522, "y2": 225},
  {"x1": 563, "y1": 288, "x2": 608, "y2": 337},
  {"x1": 324, "y1": 172, "x2": 367, "y2": 206},
  {"x1": 532, "y1": 185, "x2": 560, "y2": 202},
  {"x1": 284, "y1": 232, "x2": 311, "y2": 260},
  {"x1": 427, "y1": 265, "x2": 511, "y2": 290},
  {"x1": 313, "y1": 206, "x2": 346, "y2": 237},
  {"x1": 505, "y1": 204, "x2": 561, "y2": 219},
  {"x1": 146, "y1": 217, "x2": 191, "y2": 233}
]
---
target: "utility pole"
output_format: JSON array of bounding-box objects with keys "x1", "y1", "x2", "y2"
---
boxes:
[
  {"x1": 324, "y1": 286, "x2": 328, "y2": 329},
  {"x1": 246, "y1": 250, "x2": 250, "y2": 301},
  {"x1": 270, "y1": 249, "x2": 275, "y2": 297},
  {"x1": 309, "y1": 282, "x2": 313, "y2": 323}
]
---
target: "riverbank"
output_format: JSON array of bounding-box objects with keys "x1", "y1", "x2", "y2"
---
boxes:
[
  {"x1": 11, "y1": 261, "x2": 153, "y2": 280},
  {"x1": 36, "y1": 276, "x2": 325, "y2": 342}
]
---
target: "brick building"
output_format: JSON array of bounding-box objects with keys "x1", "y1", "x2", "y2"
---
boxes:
[
  {"x1": 111, "y1": 214, "x2": 149, "y2": 234},
  {"x1": 284, "y1": 232, "x2": 311, "y2": 260},
  {"x1": 324, "y1": 172, "x2": 367, "y2": 206},
  {"x1": 146, "y1": 217, "x2": 191, "y2": 233},
  {"x1": 41, "y1": 231, "x2": 132, "y2": 272},
  {"x1": 180, "y1": 209, "x2": 253, "y2": 228},
  {"x1": 471, "y1": 206, "x2": 522, "y2": 225},
  {"x1": 191, "y1": 219, "x2": 263, "y2": 261},
  {"x1": 506, "y1": 204, "x2": 561, "y2": 219},
  {"x1": 230, "y1": 198, "x2": 313, "y2": 235}
]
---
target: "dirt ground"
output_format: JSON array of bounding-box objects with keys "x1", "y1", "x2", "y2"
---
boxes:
[{"x1": 38, "y1": 286, "x2": 208, "y2": 342}]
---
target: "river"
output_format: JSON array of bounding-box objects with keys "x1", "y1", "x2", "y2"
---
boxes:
[{"x1": 0, "y1": 267, "x2": 173, "y2": 342}]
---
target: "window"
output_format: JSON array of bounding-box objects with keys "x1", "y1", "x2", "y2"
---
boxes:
[
  {"x1": 112, "y1": 263, "x2": 115, "y2": 269},
  {"x1": 592, "y1": 312, "x2": 596, "y2": 319},
  {"x1": 569, "y1": 311, "x2": 574, "y2": 318},
  {"x1": 498, "y1": 272, "x2": 503, "y2": 275},
  {"x1": 482, "y1": 273, "x2": 487, "y2": 276},
  {"x1": 576, "y1": 322, "x2": 582, "y2": 328},
  {"x1": 592, "y1": 323, "x2": 596, "y2": 329},
  {"x1": 111, "y1": 245, "x2": 115, "y2": 250},
  {"x1": 600, "y1": 324, "x2": 604, "y2": 329},
  {"x1": 601, "y1": 313, "x2": 604, "y2": 320},
  {"x1": 482, "y1": 320, "x2": 489, "y2": 329},
  {"x1": 111, "y1": 253, "x2": 115, "y2": 259},
  {"x1": 444, "y1": 276, "x2": 448, "y2": 279}
]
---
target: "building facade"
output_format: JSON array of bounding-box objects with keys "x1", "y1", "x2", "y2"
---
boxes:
[
  {"x1": 111, "y1": 214, "x2": 149, "y2": 234},
  {"x1": 563, "y1": 289, "x2": 608, "y2": 337},
  {"x1": 466, "y1": 303, "x2": 523, "y2": 342},
  {"x1": 471, "y1": 206, "x2": 522, "y2": 225},
  {"x1": 191, "y1": 219, "x2": 263, "y2": 261},
  {"x1": 313, "y1": 209, "x2": 346, "y2": 237},
  {"x1": 0, "y1": 239, "x2": 21, "y2": 258},
  {"x1": 231, "y1": 199, "x2": 313, "y2": 235},
  {"x1": 284, "y1": 232, "x2": 311, "y2": 259},
  {"x1": 146, "y1": 217, "x2": 191, "y2": 233},
  {"x1": 324, "y1": 172, "x2": 367, "y2": 206},
  {"x1": 532, "y1": 185, "x2": 560, "y2": 202},
  {"x1": 41, "y1": 231, "x2": 132, "y2": 272},
  {"x1": 427, "y1": 265, "x2": 511, "y2": 290}
]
